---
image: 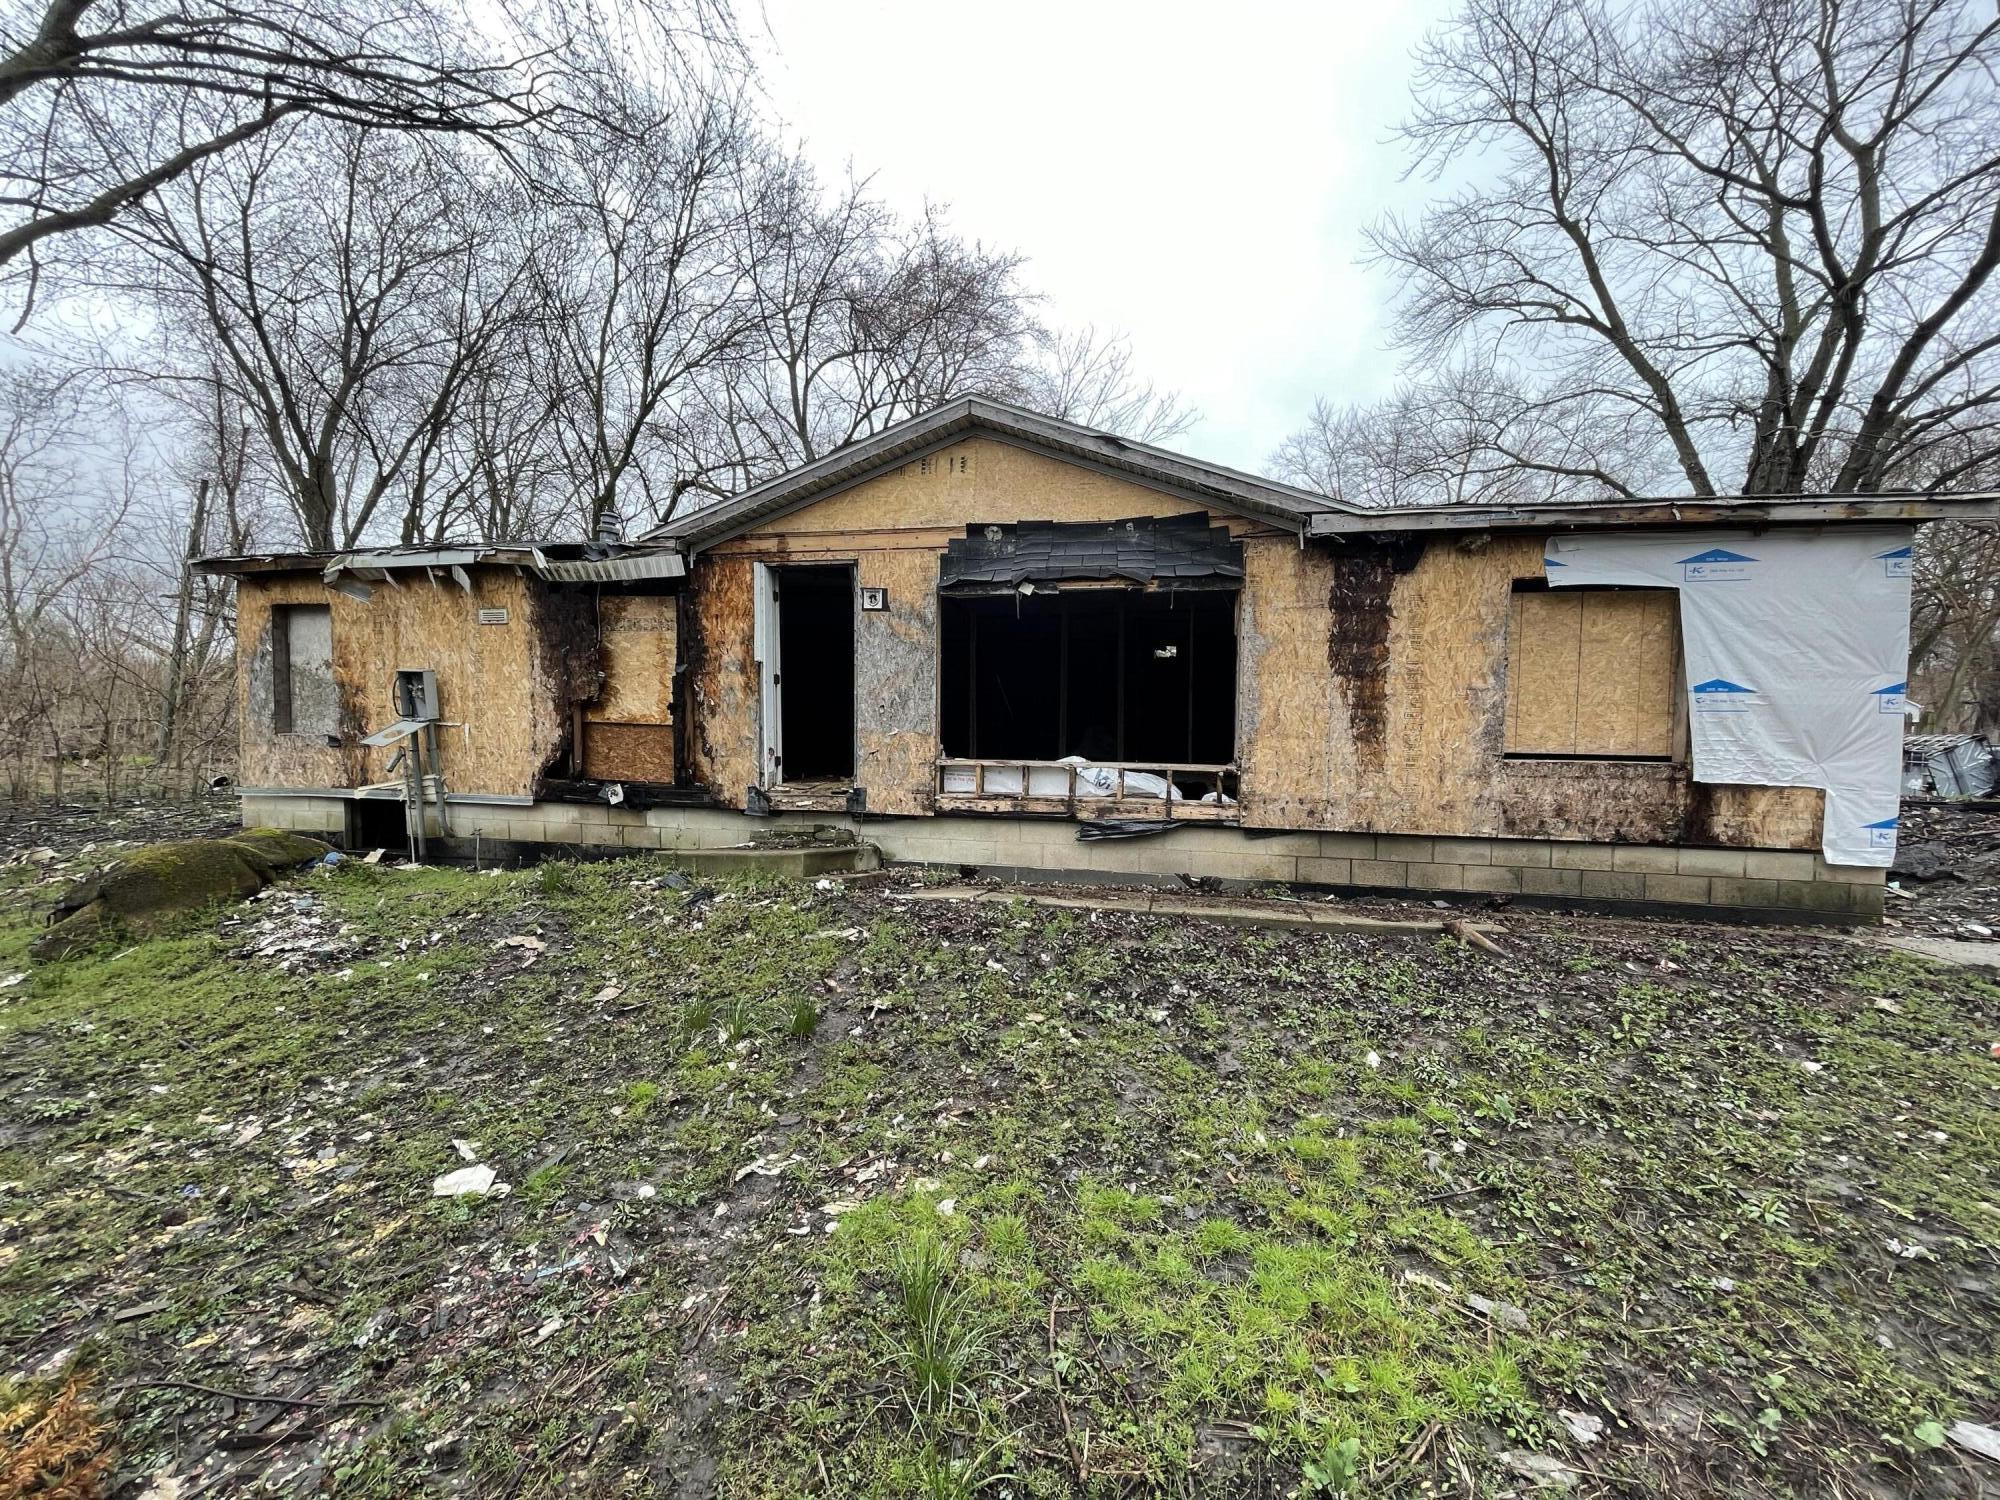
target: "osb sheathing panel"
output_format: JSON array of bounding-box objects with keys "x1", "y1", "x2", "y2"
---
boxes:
[
  {"x1": 685, "y1": 555, "x2": 759, "y2": 805},
  {"x1": 1236, "y1": 532, "x2": 1820, "y2": 849},
  {"x1": 751, "y1": 436, "x2": 1236, "y2": 539},
  {"x1": 586, "y1": 595, "x2": 674, "y2": 725},
  {"x1": 583, "y1": 722, "x2": 675, "y2": 782},
  {"x1": 688, "y1": 437, "x2": 1281, "y2": 814},
  {"x1": 853, "y1": 549, "x2": 942, "y2": 815},
  {"x1": 1504, "y1": 590, "x2": 1676, "y2": 756},
  {"x1": 236, "y1": 569, "x2": 568, "y2": 798},
  {"x1": 1574, "y1": 591, "x2": 1676, "y2": 756},
  {"x1": 1506, "y1": 591, "x2": 1584, "y2": 753}
]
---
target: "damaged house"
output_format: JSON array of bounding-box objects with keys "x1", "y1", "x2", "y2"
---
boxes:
[{"x1": 202, "y1": 399, "x2": 2000, "y2": 921}]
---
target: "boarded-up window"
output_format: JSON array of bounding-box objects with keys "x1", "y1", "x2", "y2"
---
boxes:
[
  {"x1": 581, "y1": 595, "x2": 676, "y2": 783},
  {"x1": 271, "y1": 603, "x2": 337, "y2": 737},
  {"x1": 1505, "y1": 588, "x2": 1677, "y2": 758}
]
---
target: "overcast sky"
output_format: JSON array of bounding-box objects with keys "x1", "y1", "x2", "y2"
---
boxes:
[{"x1": 748, "y1": 0, "x2": 1456, "y2": 472}]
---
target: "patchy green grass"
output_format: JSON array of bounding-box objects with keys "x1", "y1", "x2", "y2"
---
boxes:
[{"x1": 0, "y1": 853, "x2": 1996, "y2": 1497}]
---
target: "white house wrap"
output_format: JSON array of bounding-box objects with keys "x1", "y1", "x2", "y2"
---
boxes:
[{"x1": 1545, "y1": 526, "x2": 1914, "y2": 867}]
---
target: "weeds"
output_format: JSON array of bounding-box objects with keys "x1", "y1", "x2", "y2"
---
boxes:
[
  {"x1": 1300, "y1": 1433, "x2": 1361, "y2": 1495},
  {"x1": 0, "y1": 1368, "x2": 115, "y2": 1499},
  {"x1": 722, "y1": 992, "x2": 759, "y2": 1044},
  {"x1": 886, "y1": 1234, "x2": 990, "y2": 1424},
  {"x1": 905, "y1": 1433, "x2": 1011, "y2": 1497},
  {"x1": 6, "y1": 849, "x2": 1994, "y2": 1499},
  {"x1": 790, "y1": 995, "x2": 819, "y2": 1038}
]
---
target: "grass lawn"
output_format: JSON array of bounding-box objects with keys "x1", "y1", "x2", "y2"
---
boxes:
[{"x1": 1, "y1": 853, "x2": 1997, "y2": 1497}]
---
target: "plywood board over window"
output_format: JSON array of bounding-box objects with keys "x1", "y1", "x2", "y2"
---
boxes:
[
  {"x1": 582, "y1": 594, "x2": 676, "y2": 782},
  {"x1": 1506, "y1": 588, "x2": 1677, "y2": 758}
]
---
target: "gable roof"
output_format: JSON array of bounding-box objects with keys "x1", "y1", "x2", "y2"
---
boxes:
[{"x1": 645, "y1": 397, "x2": 1344, "y2": 552}]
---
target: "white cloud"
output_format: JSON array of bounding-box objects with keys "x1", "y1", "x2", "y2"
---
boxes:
[{"x1": 750, "y1": 0, "x2": 1454, "y2": 468}]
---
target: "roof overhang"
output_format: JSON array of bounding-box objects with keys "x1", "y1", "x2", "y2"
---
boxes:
[
  {"x1": 647, "y1": 397, "x2": 1342, "y2": 553},
  {"x1": 1305, "y1": 493, "x2": 2000, "y2": 537},
  {"x1": 198, "y1": 543, "x2": 686, "y2": 585}
]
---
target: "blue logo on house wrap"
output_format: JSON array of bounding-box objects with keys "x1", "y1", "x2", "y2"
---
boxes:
[
  {"x1": 1865, "y1": 817, "x2": 1899, "y2": 849},
  {"x1": 1680, "y1": 547, "x2": 1757, "y2": 582},
  {"x1": 1876, "y1": 545, "x2": 1913, "y2": 579},
  {"x1": 1874, "y1": 681, "x2": 1908, "y2": 715},
  {"x1": 1691, "y1": 677, "x2": 1759, "y2": 713}
]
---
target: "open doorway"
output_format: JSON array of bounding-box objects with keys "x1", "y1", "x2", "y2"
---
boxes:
[{"x1": 772, "y1": 564, "x2": 855, "y2": 784}]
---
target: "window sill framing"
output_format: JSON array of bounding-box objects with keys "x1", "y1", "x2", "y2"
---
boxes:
[{"x1": 936, "y1": 756, "x2": 1238, "y2": 822}]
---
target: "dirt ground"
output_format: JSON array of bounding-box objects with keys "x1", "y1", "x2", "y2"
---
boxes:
[
  {"x1": 2, "y1": 808, "x2": 1997, "y2": 1499},
  {"x1": 0, "y1": 792, "x2": 239, "y2": 864}
]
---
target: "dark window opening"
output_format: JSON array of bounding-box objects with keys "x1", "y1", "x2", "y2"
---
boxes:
[
  {"x1": 777, "y1": 565, "x2": 855, "y2": 782},
  {"x1": 940, "y1": 590, "x2": 1237, "y2": 767}
]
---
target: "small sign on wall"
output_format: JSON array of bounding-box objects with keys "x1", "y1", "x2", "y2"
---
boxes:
[
  {"x1": 477, "y1": 607, "x2": 510, "y2": 625},
  {"x1": 860, "y1": 587, "x2": 888, "y2": 611}
]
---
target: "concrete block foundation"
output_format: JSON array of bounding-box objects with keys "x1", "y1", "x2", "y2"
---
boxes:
[{"x1": 238, "y1": 794, "x2": 1884, "y2": 923}]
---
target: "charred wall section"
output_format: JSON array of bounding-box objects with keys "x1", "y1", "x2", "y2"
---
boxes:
[{"x1": 1235, "y1": 530, "x2": 1820, "y2": 849}]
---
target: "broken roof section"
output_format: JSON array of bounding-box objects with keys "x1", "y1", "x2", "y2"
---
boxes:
[
  {"x1": 646, "y1": 397, "x2": 1344, "y2": 552},
  {"x1": 198, "y1": 542, "x2": 686, "y2": 585},
  {"x1": 939, "y1": 515, "x2": 1244, "y2": 592}
]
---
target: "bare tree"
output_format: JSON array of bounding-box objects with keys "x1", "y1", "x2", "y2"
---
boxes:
[
  {"x1": 530, "y1": 85, "x2": 753, "y2": 533},
  {"x1": 0, "y1": 0, "x2": 742, "y2": 308},
  {"x1": 1271, "y1": 371, "x2": 1681, "y2": 505},
  {"x1": 0, "y1": 358, "x2": 141, "y2": 795},
  {"x1": 709, "y1": 154, "x2": 1040, "y2": 488},
  {"x1": 1352, "y1": 0, "x2": 2000, "y2": 500},
  {"x1": 127, "y1": 121, "x2": 528, "y2": 549},
  {"x1": 1018, "y1": 325, "x2": 1196, "y2": 442}
]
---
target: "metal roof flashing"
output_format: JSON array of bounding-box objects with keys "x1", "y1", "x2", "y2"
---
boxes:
[
  {"x1": 197, "y1": 543, "x2": 686, "y2": 583},
  {"x1": 1304, "y1": 493, "x2": 2000, "y2": 536}
]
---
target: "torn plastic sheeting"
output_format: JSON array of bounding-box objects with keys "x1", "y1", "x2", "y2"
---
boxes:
[
  {"x1": 1544, "y1": 526, "x2": 1913, "y2": 867},
  {"x1": 1076, "y1": 819, "x2": 1182, "y2": 841},
  {"x1": 940, "y1": 757, "x2": 1182, "y2": 800}
]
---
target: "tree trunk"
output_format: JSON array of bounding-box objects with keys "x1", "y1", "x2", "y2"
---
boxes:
[{"x1": 157, "y1": 476, "x2": 210, "y2": 766}]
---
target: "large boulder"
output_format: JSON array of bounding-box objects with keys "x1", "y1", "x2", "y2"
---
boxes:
[{"x1": 34, "y1": 827, "x2": 331, "y2": 959}]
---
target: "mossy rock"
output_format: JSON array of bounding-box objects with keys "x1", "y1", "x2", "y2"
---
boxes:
[{"x1": 34, "y1": 827, "x2": 331, "y2": 960}]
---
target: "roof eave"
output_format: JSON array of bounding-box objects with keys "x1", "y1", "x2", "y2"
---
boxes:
[{"x1": 1304, "y1": 494, "x2": 2000, "y2": 536}]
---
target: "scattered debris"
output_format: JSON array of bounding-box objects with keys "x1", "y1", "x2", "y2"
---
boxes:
[
  {"x1": 1445, "y1": 917, "x2": 1507, "y2": 956},
  {"x1": 1948, "y1": 1420, "x2": 2000, "y2": 1463},
  {"x1": 1557, "y1": 1409, "x2": 1604, "y2": 1446},
  {"x1": 431, "y1": 1165, "x2": 505, "y2": 1198},
  {"x1": 732, "y1": 1152, "x2": 798, "y2": 1182},
  {"x1": 1464, "y1": 1293, "x2": 1531, "y2": 1332},
  {"x1": 1497, "y1": 1450, "x2": 1577, "y2": 1489}
]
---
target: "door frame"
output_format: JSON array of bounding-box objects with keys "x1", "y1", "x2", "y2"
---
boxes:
[
  {"x1": 753, "y1": 561, "x2": 782, "y2": 787},
  {"x1": 755, "y1": 560, "x2": 861, "y2": 789}
]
